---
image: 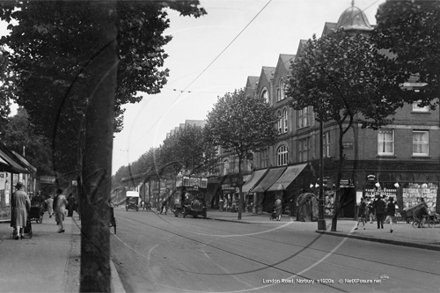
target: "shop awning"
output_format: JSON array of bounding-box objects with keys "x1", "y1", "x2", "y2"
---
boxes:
[
  {"x1": 0, "y1": 143, "x2": 29, "y2": 174},
  {"x1": 251, "y1": 167, "x2": 286, "y2": 193},
  {"x1": 12, "y1": 151, "x2": 37, "y2": 173},
  {"x1": 241, "y1": 169, "x2": 268, "y2": 193},
  {"x1": 267, "y1": 163, "x2": 308, "y2": 192}
]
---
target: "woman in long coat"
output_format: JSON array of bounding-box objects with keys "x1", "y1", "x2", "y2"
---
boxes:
[{"x1": 11, "y1": 182, "x2": 30, "y2": 240}]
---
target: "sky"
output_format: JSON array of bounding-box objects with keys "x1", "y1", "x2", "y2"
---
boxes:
[
  {"x1": 112, "y1": 0, "x2": 384, "y2": 175},
  {"x1": 0, "y1": 1, "x2": 384, "y2": 175}
]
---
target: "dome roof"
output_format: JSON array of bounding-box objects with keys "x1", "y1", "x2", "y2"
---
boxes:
[{"x1": 336, "y1": 4, "x2": 373, "y2": 32}]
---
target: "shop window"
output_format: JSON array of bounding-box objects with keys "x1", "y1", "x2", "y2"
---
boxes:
[
  {"x1": 277, "y1": 145, "x2": 288, "y2": 166},
  {"x1": 413, "y1": 130, "x2": 429, "y2": 156},
  {"x1": 378, "y1": 129, "x2": 394, "y2": 155},
  {"x1": 283, "y1": 108, "x2": 288, "y2": 133}
]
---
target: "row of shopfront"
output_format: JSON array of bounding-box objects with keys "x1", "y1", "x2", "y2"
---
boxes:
[
  {"x1": 211, "y1": 159, "x2": 440, "y2": 219},
  {"x1": 0, "y1": 142, "x2": 38, "y2": 222},
  {"x1": 122, "y1": 159, "x2": 440, "y2": 220}
]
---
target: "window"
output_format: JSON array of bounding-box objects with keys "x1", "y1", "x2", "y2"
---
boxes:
[
  {"x1": 412, "y1": 100, "x2": 430, "y2": 112},
  {"x1": 277, "y1": 110, "x2": 282, "y2": 134},
  {"x1": 413, "y1": 131, "x2": 429, "y2": 156},
  {"x1": 378, "y1": 130, "x2": 394, "y2": 155},
  {"x1": 260, "y1": 88, "x2": 269, "y2": 103},
  {"x1": 298, "y1": 137, "x2": 310, "y2": 162},
  {"x1": 223, "y1": 159, "x2": 229, "y2": 175},
  {"x1": 279, "y1": 79, "x2": 285, "y2": 101},
  {"x1": 298, "y1": 107, "x2": 309, "y2": 128},
  {"x1": 276, "y1": 88, "x2": 281, "y2": 102},
  {"x1": 261, "y1": 149, "x2": 269, "y2": 168},
  {"x1": 283, "y1": 108, "x2": 288, "y2": 133},
  {"x1": 277, "y1": 145, "x2": 288, "y2": 166},
  {"x1": 323, "y1": 132, "x2": 330, "y2": 157}
]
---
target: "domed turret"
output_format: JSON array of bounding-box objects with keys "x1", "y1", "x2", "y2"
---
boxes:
[{"x1": 336, "y1": 2, "x2": 373, "y2": 32}]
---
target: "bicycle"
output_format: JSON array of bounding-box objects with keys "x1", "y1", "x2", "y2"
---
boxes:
[
  {"x1": 427, "y1": 213, "x2": 440, "y2": 228},
  {"x1": 412, "y1": 214, "x2": 431, "y2": 228}
]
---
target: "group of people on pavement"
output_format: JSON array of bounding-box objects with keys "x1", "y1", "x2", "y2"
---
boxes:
[
  {"x1": 10, "y1": 182, "x2": 77, "y2": 239},
  {"x1": 355, "y1": 195, "x2": 397, "y2": 233}
]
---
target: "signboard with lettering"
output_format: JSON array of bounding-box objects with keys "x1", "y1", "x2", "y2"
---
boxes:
[{"x1": 40, "y1": 175, "x2": 56, "y2": 184}]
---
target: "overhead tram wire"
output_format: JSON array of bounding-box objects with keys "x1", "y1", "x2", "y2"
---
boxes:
[
  {"x1": 158, "y1": 0, "x2": 382, "y2": 96},
  {"x1": 124, "y1": 0, "x2": 274, "y2": 151},
  {"x1": 116, "y1": 0, "x2": 379, "y2": 164}
]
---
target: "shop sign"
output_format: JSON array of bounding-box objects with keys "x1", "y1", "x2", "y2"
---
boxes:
[
  {"x1": 342, "y1": 142, "x2": 353, "y2": 149},
  {"x1": 366, "y1": 174, "x2": 376, "y2": 181},
  {"x1": 340, "y1": 179, "x2": 354, "y2": 188},
  {"x1": 40, "y1": 175, "x2": 56, "y2": 184}
]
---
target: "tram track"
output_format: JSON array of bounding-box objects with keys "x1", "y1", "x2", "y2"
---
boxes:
[
  {"x1": 111, "y1": 211, "x2": 440, "y2": 292},
  {"x1": 113, "y1": 212, "x2": 351, "y2": 292},
  {"x1": 117, "y1": 212, "x2": 440, "y2": 279}
]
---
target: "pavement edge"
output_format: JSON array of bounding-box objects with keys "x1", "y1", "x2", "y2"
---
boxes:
[
  {"x1": 111, "y1": 257, "x2": 126, "y2": 293},
  {"x1": 316, "y1": 230, "x2": 440, "y2": 252}
]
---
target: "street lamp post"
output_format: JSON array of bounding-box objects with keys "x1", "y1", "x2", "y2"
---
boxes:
[{"x1": 317, "y1": 118, "x2": 326, "y2": 231}]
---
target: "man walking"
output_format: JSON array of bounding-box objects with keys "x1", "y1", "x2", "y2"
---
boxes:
[
  {"x1": 385, "y1": 197, "x2": 396, "y2": 233},
  {"x1": 375, "y1": 195, "x2": 386, "y2": 229}
]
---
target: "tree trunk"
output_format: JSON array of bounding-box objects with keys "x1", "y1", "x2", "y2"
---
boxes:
[
  {"x1": 331, "y1": 124, "x2": 345, "y2": 232},
  {"x1": 80, "y1": 2, "x2": 118, "y2": 292}
]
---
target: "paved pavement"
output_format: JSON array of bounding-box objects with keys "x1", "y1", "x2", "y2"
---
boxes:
[
  {"x1": 1, "y1": 209, "x2": 439, "y2": 292},
  {"x1": 0, "y1": 212, "x2": 124, "y2": 293}
]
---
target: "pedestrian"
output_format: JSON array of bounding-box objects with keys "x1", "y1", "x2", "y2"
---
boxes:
[
  {"x1": 54, "y1": 188, "x2": 68, "y2": 233},
  {"x1": 355, "y1": 197, "x2": 367, "y2": 230},
  {"x1": 31, "y1": 190, "x2": 44, "y2": 208},
  {"x1": 385, "y1": 197, "x2": 396, "y2": 233},
  {"x1": 67, "y1": 193, "x2": 76, "y2": 217},
  {"x1": 375, "y1": 195, "x2": 386, "y2": 229},
  {"x1": 11, "y1": 182, "x2": 31, "y2": 240},
  {"x1": 219, "y1": 196, "x2": 224, "y2": 212},
  {"x1": 45, "y1": 195, "x2": 54, "y2": 218},
  {"x1": 368, "y1": 197, "x2": 375, "y2": 224},
  {"x1": 274, "y1": 196, "x2": 282, "y2": 221}
]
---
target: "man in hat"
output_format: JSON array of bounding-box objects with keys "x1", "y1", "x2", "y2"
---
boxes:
[{"x1": 11, "y1": 182, "x2": 31, "y2": 240}]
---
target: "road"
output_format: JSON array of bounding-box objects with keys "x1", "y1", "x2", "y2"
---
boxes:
[{"x1": 110, "y1": 208, "x2": 440, "y2": 293}]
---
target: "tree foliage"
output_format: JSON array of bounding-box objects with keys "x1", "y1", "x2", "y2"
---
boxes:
[
  {"x1": 0, "y1": 107, "x2": 53, "y2": 176},
  {"x1": 286, "y1": 30, "x2": 401, "y2": 231},
  {"x1": 0, "y1": 2, "x2": 206, "y2": 291},
  {"x1": 372, "y1": 0, "x2": 440, "y2": 107},
  {"x1": 0, "y1": 1, "x2": 206, "y2": 175},
  {"x1": 205, "y1": 88, "x2": 277, "y2": 219},
  {"x1": 160, "y1": 124, "x2": 211, "y2": 175}
]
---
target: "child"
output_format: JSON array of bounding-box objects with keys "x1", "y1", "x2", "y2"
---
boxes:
[{"x1": 355, "y1": 197, "x2": 367, "y2": 230}]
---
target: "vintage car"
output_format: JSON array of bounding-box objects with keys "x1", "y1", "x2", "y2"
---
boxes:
[
  {"x1": 182, "y1": 190, "x2": 207, "y2": 219},
  {"x1": 125, "y1": 191, "x2": 139, "y2": 211}
]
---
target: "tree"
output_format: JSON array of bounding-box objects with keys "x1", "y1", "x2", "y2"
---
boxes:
[
  {"x1": 205, "y1": 89, "x2": 277, "y2": 220},
  {"x1": 0, "y1": 1, "x2": 206, "y2": 291},
  {"x1": 160, "y1": 124, "x2": 207, "y2": 176},
  {"x1": 0, "y1": 107, "x2": 53, "y2": 177},
  {"x1": 372, "y1": 0, "x2": 440, "y2": 107},
  {"x1": 286, "y1": 30, "x2": 401, "y2": 231}
]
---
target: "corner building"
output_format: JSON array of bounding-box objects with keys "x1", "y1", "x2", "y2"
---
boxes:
[{"x1": 241, "y1": 4, "x2": 439, "y2": 218}]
